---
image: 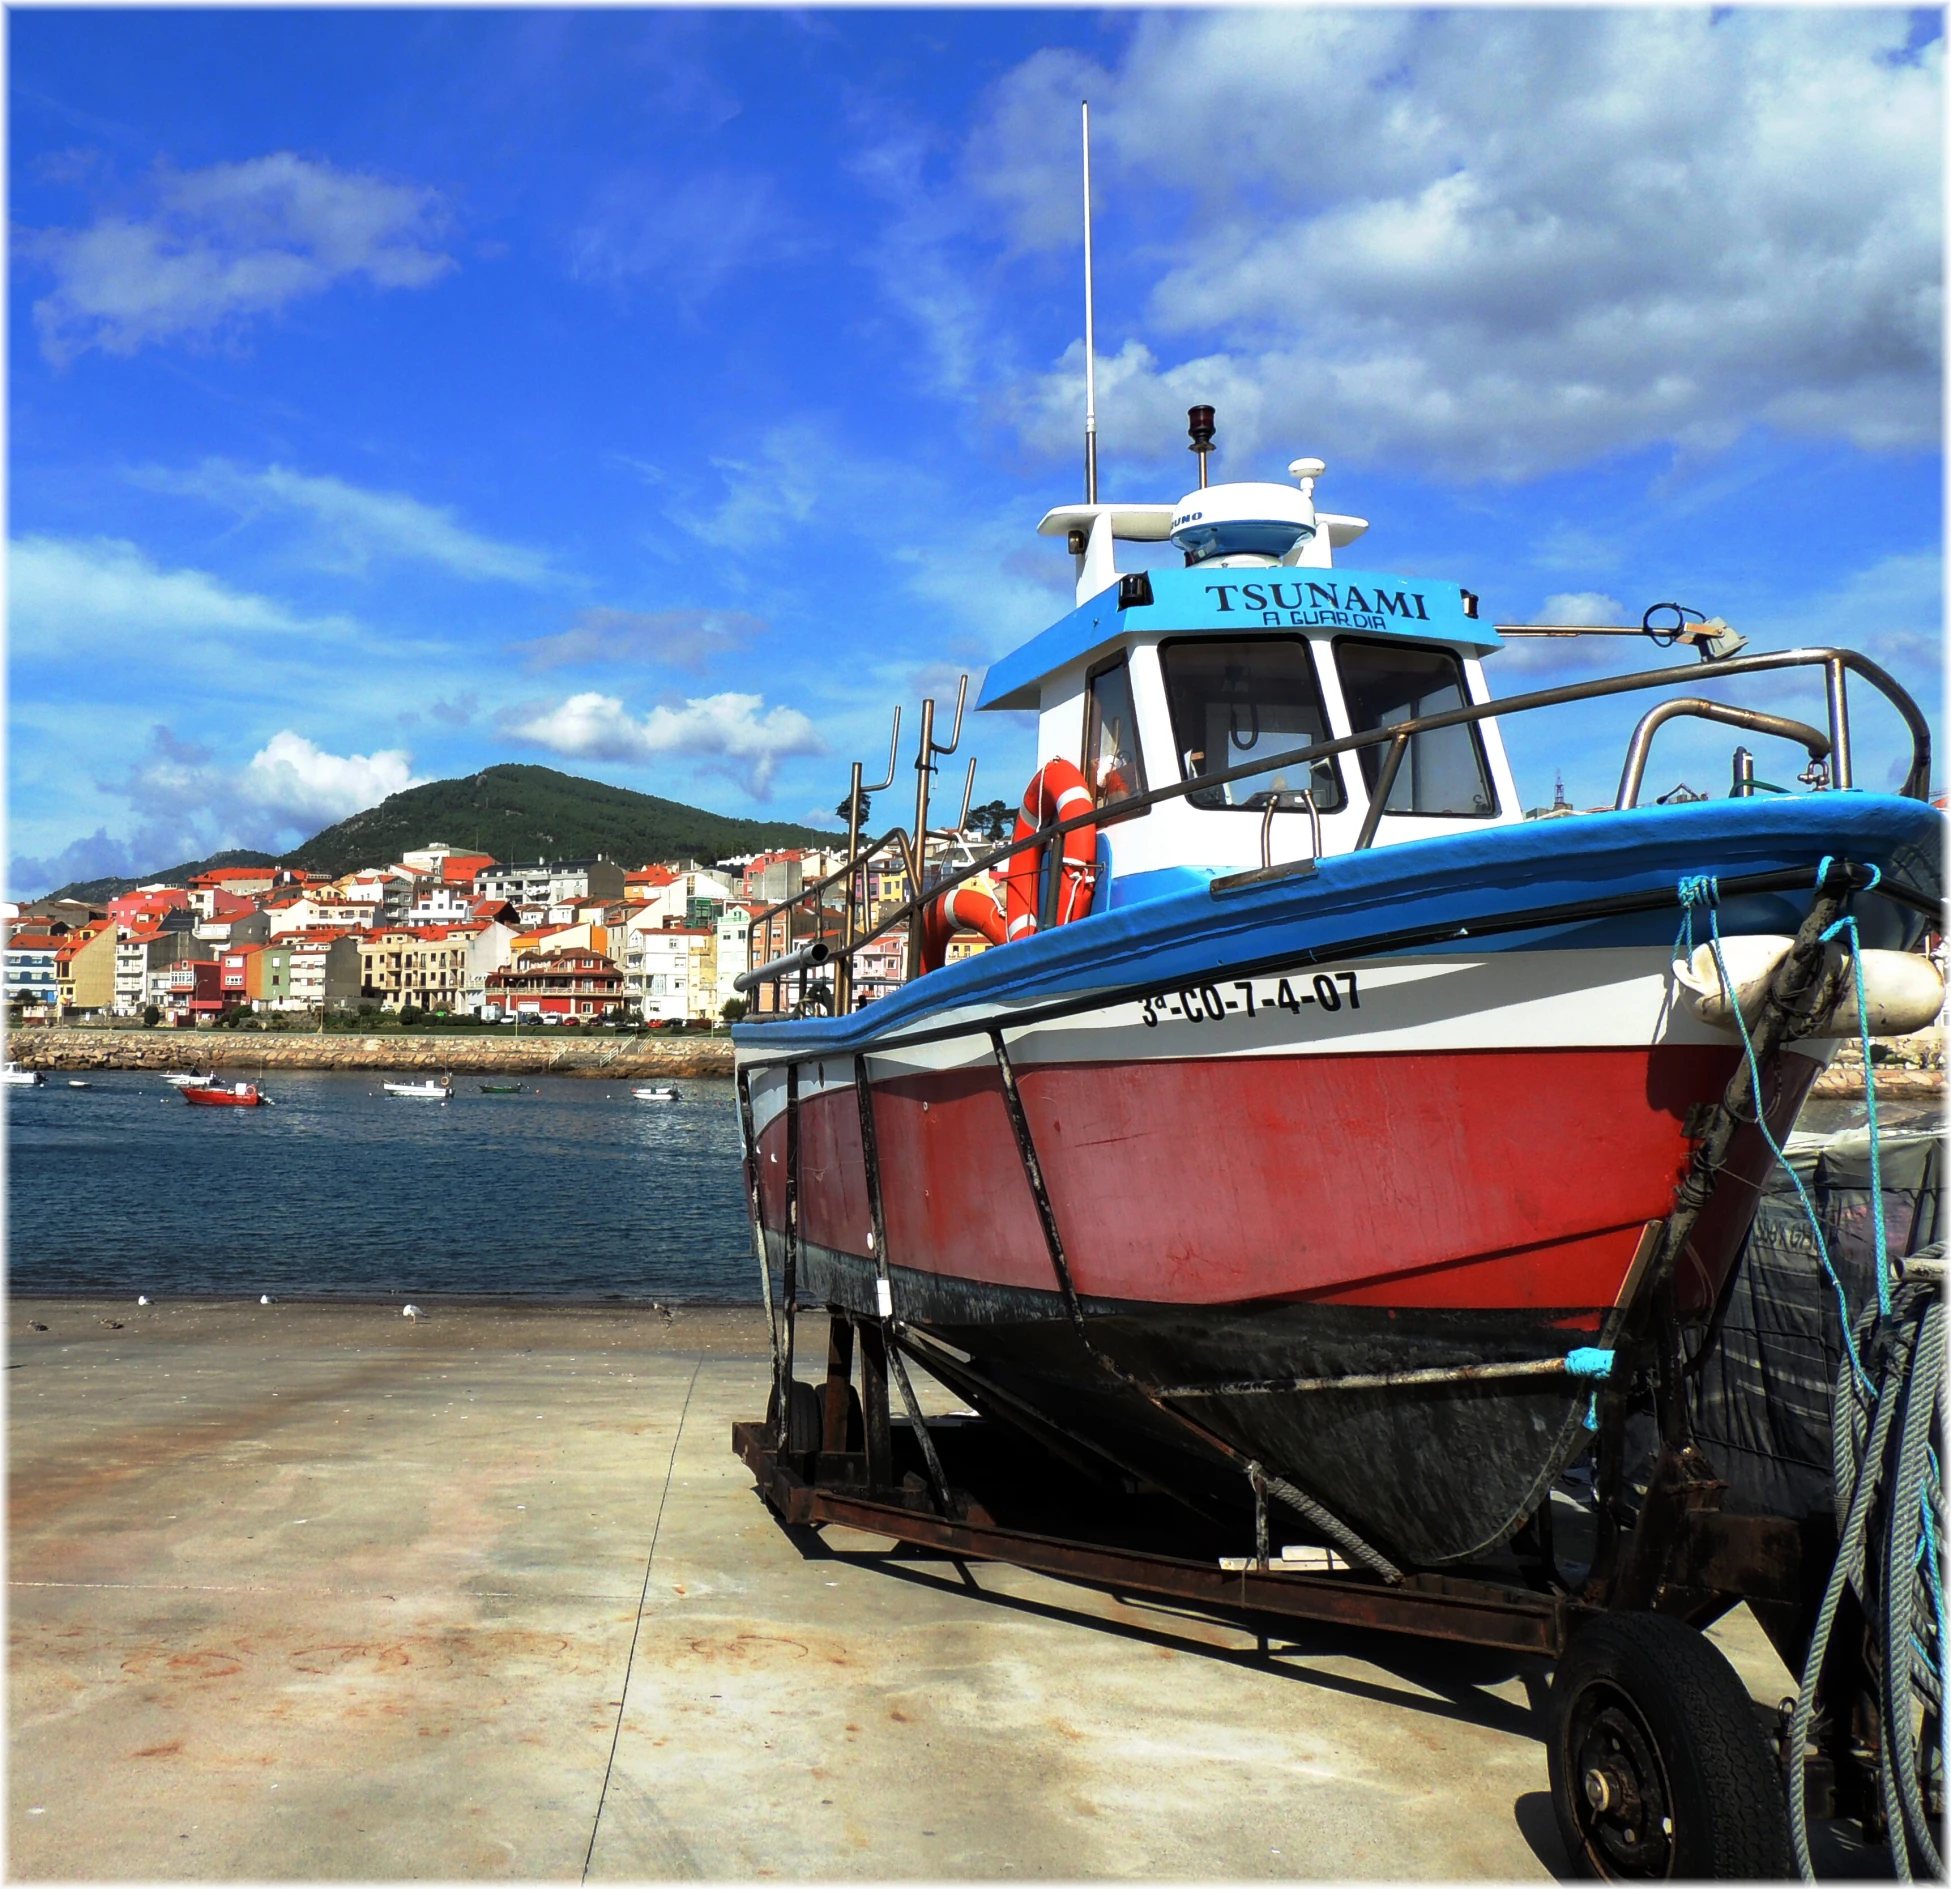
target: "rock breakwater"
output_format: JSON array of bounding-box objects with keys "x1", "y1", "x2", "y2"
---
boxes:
[{"x1": 7, "y1": 1026, "x2": 735, "y2": 1079}]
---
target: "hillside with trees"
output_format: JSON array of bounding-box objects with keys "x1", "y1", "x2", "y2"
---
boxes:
[{"x1": 45, "y1": 766, "x2": 828, "y2": 901}]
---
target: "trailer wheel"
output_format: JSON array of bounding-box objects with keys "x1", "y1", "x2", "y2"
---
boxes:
[
  {"x1": 1546, "y1": 1611, "x2": 1789, "y2": 1880},
  {"x1": 766, "y1": 1379, "x2": 825, "y2": 1452}
]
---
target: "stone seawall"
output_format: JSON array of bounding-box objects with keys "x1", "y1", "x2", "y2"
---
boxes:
[{"x1": 6, "y1": 1027, "x2": 736, "y2": 1079}]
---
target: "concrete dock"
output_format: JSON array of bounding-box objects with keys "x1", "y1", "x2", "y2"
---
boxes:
[{"x1": 9, "y1": 1298, "x2": 1835, "y2": 1878}]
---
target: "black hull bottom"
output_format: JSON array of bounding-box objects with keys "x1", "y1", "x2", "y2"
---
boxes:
[{"x1": 783, "y1": 1235, "x2": 1599, "y2": 1567}]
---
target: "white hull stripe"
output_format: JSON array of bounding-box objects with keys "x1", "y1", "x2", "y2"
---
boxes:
[{"x1": 741, "y1": 945, "x2": 1780, "y2": 1138}]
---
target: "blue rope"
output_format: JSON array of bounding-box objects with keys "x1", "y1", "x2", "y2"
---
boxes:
[
  {"x1": 1819, "y1": 906, "x2": 1891, "y2": 1318},
  {"x1": 1675, "y1": 873, "x2": 1719, "y2": 959},
  {"x1": 1695, "y1": 879, "x2": 1874, "y2": 1393}
]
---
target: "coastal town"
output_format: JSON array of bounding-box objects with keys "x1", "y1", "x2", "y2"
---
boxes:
[{"x1": 2, "y1": 835, "x2": 999, "y2": 1030}]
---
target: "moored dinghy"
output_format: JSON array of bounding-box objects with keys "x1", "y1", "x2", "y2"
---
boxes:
[
  {"x1": 184, "y1": 1081, "x2": 266, "y2": 1108},
  {"x1": 732, "y1": 407, "x2": 1942, "y2": 1572},
  {"x1": 383, "y1": 1077, "x2": 452, "y2": 1100}
]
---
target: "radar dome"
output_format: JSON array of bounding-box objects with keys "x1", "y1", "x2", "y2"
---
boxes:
[{"x1": 1169, "y1": 481, "x2": 1318, "y2": 568}]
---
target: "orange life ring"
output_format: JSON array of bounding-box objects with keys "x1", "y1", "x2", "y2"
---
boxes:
[
  {"x1": 1002, "y1": 758, "x2": 1098, "y2": 942},
  {"x1": 918, "y1": 879, "x2": 1008, "y2": 975}
]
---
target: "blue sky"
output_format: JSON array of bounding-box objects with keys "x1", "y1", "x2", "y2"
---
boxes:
[{"x1": 9, "y1": 8, "x2": 1941, "y2": 894}]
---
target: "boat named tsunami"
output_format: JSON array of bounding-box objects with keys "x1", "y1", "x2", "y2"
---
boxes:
[{"x1": 731, "y1": 413, "x2": 1941, "y2": 1570}]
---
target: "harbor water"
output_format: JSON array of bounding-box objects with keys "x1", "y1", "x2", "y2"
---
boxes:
[{"x1": 6, "y1": 1071, "x2": 756, "y2": 1302}]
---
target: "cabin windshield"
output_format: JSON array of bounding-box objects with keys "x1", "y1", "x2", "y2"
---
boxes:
[
  {"x1": 1083, "y1": 655, "x2": 1146, "y2": 810},
  {"x1": 1159, "y1": 636, "x2": 1346, "y2": 811},
  {"x1": 1334, "y1": 638, "x2": 1498, "y2": 818}
]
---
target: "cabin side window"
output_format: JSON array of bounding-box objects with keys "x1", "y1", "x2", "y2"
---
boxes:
[
  {"x1": 1082, "y1": 655, "x2": 1146, "y2": 811},
  {"x1": 1157, "y1": 637, "x2": 1346, "y2": 812},
  {"x1": 1334, "y1": 638, "x2": 1498, "y2": 818}
]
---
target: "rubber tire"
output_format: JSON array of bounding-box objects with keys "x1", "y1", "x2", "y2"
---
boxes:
[
  {"x1": 1546, "y1": 1611, "x2": 1790, "y2": 1880},
  {"x1": 767, "y1": 1379, "x2": 825, "y2": 1452}
]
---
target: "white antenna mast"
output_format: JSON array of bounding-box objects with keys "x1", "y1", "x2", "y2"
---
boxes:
[{"x1": 1081, "y1": 99, "x2": 1098, "y2": 505}]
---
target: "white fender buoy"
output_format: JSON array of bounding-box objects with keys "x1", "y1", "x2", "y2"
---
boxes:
[{"x1": 1674, "y1": 938, "x2": 1945, "y2": 1038}]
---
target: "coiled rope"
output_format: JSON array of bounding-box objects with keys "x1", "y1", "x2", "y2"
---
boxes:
[{"x1": 1681, "y1": 865, "x2": 1944, "y2": 1876}]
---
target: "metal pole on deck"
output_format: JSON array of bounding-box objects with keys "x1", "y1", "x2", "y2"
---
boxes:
[
  {"x1": 1082, "y1": 100, "x2": 1098, "y2": 507},
  {"x1": 907, "y1": 699, "x2": 935, "y2": 983}
]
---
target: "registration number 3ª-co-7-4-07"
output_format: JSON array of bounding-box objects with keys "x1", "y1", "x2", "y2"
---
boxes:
[{"x1": 1139, "y1": 971, "x2": 1361, "y2": 1028}]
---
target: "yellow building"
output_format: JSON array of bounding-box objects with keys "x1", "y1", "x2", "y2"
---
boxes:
[
  {"x1": 54, "y1": 926, "x2": 117, "y2": 1015},
  {"x1": 358, "y1": 926, "x2": 476, "y2": 1012}
]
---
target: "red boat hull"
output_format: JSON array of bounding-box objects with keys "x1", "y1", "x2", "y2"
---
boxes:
[
  {"x1": 750, "y1": 1037, "x2": 1822, "y2": 1562},
  {"x1": 182, "y1": 1086, "x2": 262, "y2": 1107}
]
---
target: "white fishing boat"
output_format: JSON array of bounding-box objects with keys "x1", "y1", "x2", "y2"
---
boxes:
[
  {"x1": 632, "y1": 1086, "x2": 680, "y2": 1101},
  {"x1": 163, "y1": 1072, "x2": 214, "y2": 1089},
  {"x1": 383, "y1": 1078, "x2": 451, "y2": 1100},
  {"x1": 4, "y1": 1063, "x2": 44, "y2": 1087}
]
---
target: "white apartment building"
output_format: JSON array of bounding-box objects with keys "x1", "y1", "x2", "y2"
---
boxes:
[
  {"x1": 268, "y1": 895, "x2": 375, "y2": 936},
  {"x1": 475, "y1": 859, "x2": 626, "y2": 909},
  {"x1": 633, "y1": 870, "x2": 737, "y2": 929},
  {"x1": 458, "y1": 920, "x2": 519, "y2": 1015},
  {"x1": 285, "y1": 934, "x2": 364, "y2": 1013},
  {"x1": 405, "y1": 882, "x2": 478, "y2": 926},
  {"x1": 340, "y1": 870, "x2": 416, "y2": 927},
  {"x1": 625, "y1": 922, "x2": 716, "y2": 1022},
  {"x1": 113, "y1": 929, "x2": 197, "y2": 1015},
  {"x1": 715, "y1": 907, "x2": 754, "y2": 1001}
]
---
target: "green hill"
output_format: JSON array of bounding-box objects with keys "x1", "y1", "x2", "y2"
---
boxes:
[
  {"x1": 283, "y1": 765, "x2": 827, "y2": 876},
  {"x1": 46, "y1": 767, "x2": 829, "y2": 902}
]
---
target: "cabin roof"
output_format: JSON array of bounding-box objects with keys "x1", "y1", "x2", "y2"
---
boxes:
[{"x1": 977, "y1": 564, "x2": 1501, "y2": 712}]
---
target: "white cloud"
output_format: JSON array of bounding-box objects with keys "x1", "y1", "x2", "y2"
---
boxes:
[
  {"x1": 674, "y1": 425, "x2": 828, "y2": 552},
  {"x1": 26, "y1": 151, "x2": 452, "y2": 362},
  {"x1": 135, "y1": 462, "x2": 555, "y2": 584},
  {"x1": 972, "y1": 12, "x2": 1940, "y2": 480},
  {"x1": 514, "y1": 605, "x2": 764, "y2": 674},
  {"x1": 7, "y1": 533, "x2": 322, "y2": 655},
  {"x1": 506, "y1": 689, "x2": 823, "y2": 796},
  {"x1": 1491, "y1": 593, "x2": 1634, "y2": 674},
  {"x1": 240, "y1": 730, "x2": 420, "y2": 825},
  {"x1": 1539, "y1": 592, "x2": 1627, "y2": 628},
  {"x1": 567, "y1": 169, "x2": 807, "y2": 306},
  {"x1": 8, "y1": 725, "x2": 423, "y2": 897}
]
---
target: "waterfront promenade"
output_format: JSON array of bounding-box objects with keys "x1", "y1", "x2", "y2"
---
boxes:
[
  {"x1": 5, "y1": 1026, "x2": 735, "y2": 1080},
  {"x1": 10, "y1": 1297, "x2": 1821, "y2": 1879}
]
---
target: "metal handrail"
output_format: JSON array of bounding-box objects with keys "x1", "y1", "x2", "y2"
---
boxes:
[
  {"x1": 1615, "y1": 699, "x2": 1831, "y2": 810},
  {"x1": 739, "y1": 645, "x2": 1931, "y2": 1008}
]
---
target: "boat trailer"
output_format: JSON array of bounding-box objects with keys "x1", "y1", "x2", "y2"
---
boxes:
[{"x1": 732, "y1": 861, "x2": 1939, "y2": 1879}]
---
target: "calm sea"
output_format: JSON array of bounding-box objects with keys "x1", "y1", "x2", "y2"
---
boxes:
[
  {"x1": 8, "y1": 1071, "x2": 1926, "y2": 1305},
  {"x1": 6, "y1": 1070, "x2": 759, "y2": 1303}
]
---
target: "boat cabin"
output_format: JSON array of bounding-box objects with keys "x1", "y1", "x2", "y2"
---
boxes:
[{"x1": 974, "y1": 457, "x2": 1521, "y2": 907}]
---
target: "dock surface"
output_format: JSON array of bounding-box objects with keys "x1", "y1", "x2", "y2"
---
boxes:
[{"x1": 10, "y1": 1297, "x2": 1811, "y2": 1878}]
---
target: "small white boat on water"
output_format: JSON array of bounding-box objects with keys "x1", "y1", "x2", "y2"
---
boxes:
[
  {"x1": 4, "y1": 1063, "x2": 44, "y2": 1087},
  {"x1": 163, "y1": 1072, "x2": 214, "y2": 1089},
  {"x1": 68, "y1": 1079, "x2": 91, "y2": 1089},
  {"x1": 632, "y1": 1087, "x2": 680, "y2": 1101},
  {"x1": 383, "y1": 1079, "x2": 452, "y2": 1100}
]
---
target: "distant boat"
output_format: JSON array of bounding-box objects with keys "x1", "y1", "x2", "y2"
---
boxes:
[
  {"x1": 478, "y1": 1081, "x2": 524, "y2": 1094},
  {"x1": 633, "y1": 1087, "x2": 680, "y2": 1101},
  {"x1": 4, "y1": 1063, "x2": 44, "y2": 1087},
  {"x1": 384, "y1": 1079, "x2": 451, "y2": 1100},
  {"x1": 184, "y1": 1082, "x2": 265, "y2": 1108},
  {"x1": 67, "y1": 1079, "x2": 91, "y2": 1089},
  {"x1": 163, "y1": 1072, "x2": 214, "y2": 1089}
]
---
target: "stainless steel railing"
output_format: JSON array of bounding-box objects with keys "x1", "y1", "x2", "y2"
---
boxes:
[{"x1": 736, "y1": 644, "x2": 1931, "y2": 1015}]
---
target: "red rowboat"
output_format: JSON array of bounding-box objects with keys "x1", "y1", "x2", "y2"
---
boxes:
[{"x1": 183, "y1": 1082, "x2": 265, "y2": 1108}]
